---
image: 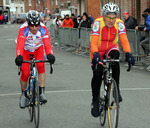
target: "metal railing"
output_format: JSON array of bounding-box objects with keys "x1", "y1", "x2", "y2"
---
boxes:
[{"x1": 49, "y1": 24, "x2": 149, "y2": 61}]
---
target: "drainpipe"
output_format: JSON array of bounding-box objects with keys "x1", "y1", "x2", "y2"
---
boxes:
[
  {"x1": 86, "y1": 0, "x2": 88, "y2": 13},
  {"x1": 119, "y1": 0, "x2": 121, "y2": 19},
  {"x1": 101, "y1": 0, "x2": 103, "y2": 15}
]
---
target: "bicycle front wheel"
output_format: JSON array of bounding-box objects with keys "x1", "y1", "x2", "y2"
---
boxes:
[
  {"x1": 99, "y1": 79, "x2": 106, "y2": 126},
  {"x1": 33, "y1": 79, "x2": 40, "y2": 128},
  {"x1": 27, "y1": 82, "x2": 34, "y2": 122},
  {"x1": 107, "y1": 78, "x2": 119, "y2": 128}
]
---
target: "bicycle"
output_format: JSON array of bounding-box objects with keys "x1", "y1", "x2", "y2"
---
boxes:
[
  {"x1": 18, "y1": 54, "x2": 53, "y2": 128},
  {"x1": 99, "y1": 56, "x2": 131, "y2": 128}
]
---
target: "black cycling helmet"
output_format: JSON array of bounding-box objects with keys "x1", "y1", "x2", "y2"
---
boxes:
[{"x1": 26, "y1": 10, "x2": 41, "y2": 25}]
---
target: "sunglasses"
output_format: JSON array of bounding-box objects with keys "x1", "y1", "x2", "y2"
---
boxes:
[
  {"x1": 105, "y1": 16, "x2": 117, "y2": 21},
  {"x1": 28, "y1": 23, "x2": 40, "y2": 27}
]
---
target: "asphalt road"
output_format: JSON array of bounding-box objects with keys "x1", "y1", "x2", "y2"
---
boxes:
[{"x1": 0, "y1": 23, "x2": 150, "y2": 128}]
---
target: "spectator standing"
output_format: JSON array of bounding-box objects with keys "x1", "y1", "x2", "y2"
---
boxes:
[
  {"x1": 135, "y1": 9, "x2": 150, "y2": 56},
  {"x1": 123, "y1": 11, "x2": 137, "y2": 29},
  {"x1": 79, "y1": 13, "x2": 91, "y2": 28},
  {"x1": 0, "y1": 14, "x2": 4, "y2": 24},
  {"x1": 42, "y1": 16, "x2": 47, "y2": 26},
  {"x1": 77, "y1": 15, "x2": 82, "y2": 25},
  {"x1": 56, "y1": 15, "x2": 63, "y2": 35},
  {"x1": 61, "y1": 14, "x2": 74, "y2": 28},
  {"x1": 3, "y1": 14, "x2": 7, "y2": 24},
  {"x1": 89, "y1": 14, "x2": 94, "y2": 24},
  {"x1": 71, "y1": 13, "x2": 79, "y2": 28}
]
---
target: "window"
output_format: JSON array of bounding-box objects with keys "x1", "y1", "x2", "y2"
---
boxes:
[
  {"x1": 6, "y1": 0, "x2": 10, "y2": 5},
  {"x1": 56, "y1": 0, "x2": 58, "y2": 5},
  {"x1": 21, "y1": 7, "x2": 23, "y2": 13},
  {"x1": 29, "y1": 0, "x2": 32, "y2": 6},
  {"x1": 37, "y1": 0, "x2": 40, "y2": 5},
  {"x1": 52, "y1": 0, "x2": 53, "y2": 5},
  {"x1": 61, "y1": 3, "x2": 64, "y2": 8},
  {"x1": 16, "y1": 7, "x2": 18, "y2": 12}
]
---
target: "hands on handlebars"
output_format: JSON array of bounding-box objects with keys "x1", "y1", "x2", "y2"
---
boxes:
[{"x1": 15, "y1": 53, "x2": 55, "y2": 75}]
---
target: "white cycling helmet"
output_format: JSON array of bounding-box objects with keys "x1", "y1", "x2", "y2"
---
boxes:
[{"x1": 102, "y1": 3, "x2": 119, "y2": 15}]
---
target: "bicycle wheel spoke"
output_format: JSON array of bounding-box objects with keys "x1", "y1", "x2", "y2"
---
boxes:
[
  {"x1": 107, "y1": 79, "x2": 119, "y2": 128},
  {"x1": 33, "y1": 80, "x2": 40, "y2": 128},
  {"x1": 27, "y1": 85, "x2": 34, "y2": 122},
  {"x1": 99, "y1": 80, "x2": 106, "y2": 126}
]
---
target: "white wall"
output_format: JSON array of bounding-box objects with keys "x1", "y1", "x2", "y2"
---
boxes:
[
  {"x1": 81, "y1": 0, "x2": 84, "y2": 15},
  {"x1": 77, "y1": 0, "x2": 85, "y2": 16},
  {"x1": 3, "y1": 0, "x2": 25, "y2": 14}
]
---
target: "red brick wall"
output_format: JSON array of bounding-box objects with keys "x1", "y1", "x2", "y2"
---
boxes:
[
  {"x1": 25, "y1": 0, "x2": 35, "y2": 12},
  {"x1": 85, "y1": 0, "x2": 150, "y2": 24},
  {"x1": 47, "y1": 0, "x2": 51, "y2": 14},
  {"x1": 51, "y1": 0, "x2": 59, "y2": 13},
  {"x1": 0, "y1": 1, "x2": 3, "y2": 6},
  {"x1": 87, "y1": 0, "x2": 101, "y2": 20}
]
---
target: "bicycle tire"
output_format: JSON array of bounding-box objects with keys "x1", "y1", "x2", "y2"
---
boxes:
[
  {"x1": 99, "y1": 79, "x2": 106, "y2": 126},
  {"x1": 33, "y1": 79, "x2": 40, "y2": 128},
  {"x1": 107, "y1": 78, "x2": 119, "y2": 128},
  {"x1": 27, "y1": 79, "x2": 34, "y2": 122}
]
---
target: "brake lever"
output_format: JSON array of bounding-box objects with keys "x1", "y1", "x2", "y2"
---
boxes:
[
  {"x1": 18, "y1": 66, "x2": 21, "y2": 75},
  {"x1": 50, "y1": 64, "x2": 53, "y2": 74}
]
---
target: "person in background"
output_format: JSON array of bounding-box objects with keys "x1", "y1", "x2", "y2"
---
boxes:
[
  {"x1": 61, "y1": 14, "x2": 74, "y2": 28},
  {"x1": 0, "y1": 14, "x2": 4, "y2": 24},
  {"x1": 56, "y1": 15, "x2": 63, "y2": 35},
  {"x1": 135, "y1": 8, "x2": 150, "y2": 56},
  {"x1": 42, "y1": 16, "x2": 47, "y2": 26},
  {"x1": 71, "y1": 13, "x2": 79, "y2": 28},
  {"x1": 3, "y1": 14, "x2": 7, "y2": 24},
  {"x1": 123, "y1": 11, "x2": 137, "y2": 29},
  {"x1": 89, "y1": 14, "x2": 94, "y2": 24},
  {"x1": 77, "y1": 15, "x2": 81, "y2": 25},
  {"x1": 79, "y1": 13, "x2": 91, "y2": 28}
]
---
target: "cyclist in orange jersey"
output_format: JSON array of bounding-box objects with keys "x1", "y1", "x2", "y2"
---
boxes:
[{"x1": 90, "y1": 3, "x2": 135, "y2": 117}]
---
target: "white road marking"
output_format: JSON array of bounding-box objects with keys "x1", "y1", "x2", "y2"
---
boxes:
[
  {"x1": 0, "y1": 88, "x2": 150, "y2": 97},
  {"x1": 7, "y1": 39, "x2": 15, "y2": 41}
]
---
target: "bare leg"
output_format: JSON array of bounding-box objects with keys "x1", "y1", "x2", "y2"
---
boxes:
[
  {"x1": 38, "y1": 72, "x2": 47, "y2": 103},
  {"x1": 20, "y1": 79, "x2": 28, "y2": 90},
  {"x1": 38, "y1": 72, "x2": 46, "y2": 87}
]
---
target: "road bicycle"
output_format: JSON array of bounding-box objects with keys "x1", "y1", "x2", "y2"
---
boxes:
[
  {"x1": 18, "y1": 54, "x2": 53, "y2": 128},
  {"x1": 99, "y1": 56, "x2": 131, "y2": 128}
]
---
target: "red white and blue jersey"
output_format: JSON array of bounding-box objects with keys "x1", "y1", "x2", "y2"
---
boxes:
[{"x1": 16, "y1": 22, "x2": 53, "y2": 56}]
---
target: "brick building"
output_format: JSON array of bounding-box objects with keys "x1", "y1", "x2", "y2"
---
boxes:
[
  {"x1": 25, "y1": 0, "x2": 51, "y2": 15},
  {"x1": 51, "y1": 0, "x2": 77, "y2": 15},
  {"x1": 24, "y1": 0, "x2": 77, "y2": 16},
  {"x1": 0, "y1": 0, "x2": 3, "y2": 5},
  {"x1": 78, "y1": 0, "x2": 150, "y2": 25}
]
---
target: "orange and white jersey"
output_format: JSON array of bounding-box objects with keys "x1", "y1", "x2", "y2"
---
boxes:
[{"x1": 90, "y1": 16, "x2": 131, "y2": 54}]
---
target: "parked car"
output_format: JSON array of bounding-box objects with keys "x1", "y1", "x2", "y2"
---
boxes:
[
  {"x1": 16, "y1": 13, "x2": 26, "y2": 24},
  {"x1": 11, "y1": 13, "x2": 18, "y2": 24}
]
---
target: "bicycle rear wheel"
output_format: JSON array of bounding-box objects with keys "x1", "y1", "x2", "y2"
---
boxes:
[
  {"x1": 99, "y1": 80, "x2": 106, "y2": 126},
  {"x1": 27, "y1": 81, "x2": 34, "y2": 122},
  {"x1": 107, "y1": 78, "x2": 119, "y2": 128},
  {"x1": 33, "y1": 79, "x2": 40, "y2": 128}
]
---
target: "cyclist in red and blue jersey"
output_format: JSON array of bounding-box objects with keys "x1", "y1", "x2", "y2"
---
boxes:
[{"x1": 15, "y1": 10, "x2": 55, "y2": 108}]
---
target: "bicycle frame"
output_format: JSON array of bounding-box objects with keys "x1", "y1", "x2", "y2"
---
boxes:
[
  {"x1": 27, "y1": 57, "x2": 38, "y2": 92},
  {"x1": 17, "y1": 54, "x2": 53, "y2": 128},
  {"x1": 99, "y1": 57, "x2": 120, "y2": 128}
]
